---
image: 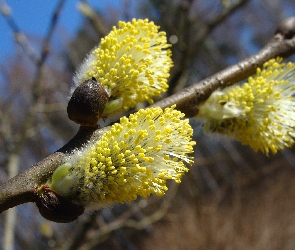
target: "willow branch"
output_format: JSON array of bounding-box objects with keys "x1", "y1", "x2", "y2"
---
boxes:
[
  {"x1": 0, "y1": 17, "x2": 295, "y2": 214},
  {"x1": 153, "y1": 21, "x2": 295, "y2": 116}
]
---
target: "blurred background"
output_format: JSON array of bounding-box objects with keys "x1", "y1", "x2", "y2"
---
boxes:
[{"x1": 1, "y1": 0, "x2": 295, "y2": 249}]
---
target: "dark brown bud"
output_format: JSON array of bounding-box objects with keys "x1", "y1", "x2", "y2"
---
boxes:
[
  {"x1": 35, "y1": 184, "x2": 84, "y2": 223},
  {"x1": 276, "y1": 17, "x2": 295, "y2": 39},
  {"x1": 67, "y1": 78, "x2": 109, "y2": 127}
]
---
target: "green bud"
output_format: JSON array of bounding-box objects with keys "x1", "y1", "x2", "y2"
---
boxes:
[
  {"x1": 103, "y1": 98, "x2": 123, "y2": 115},
  {"x1": 50, "y1": 163, "x2": 76, "y2": 197}
]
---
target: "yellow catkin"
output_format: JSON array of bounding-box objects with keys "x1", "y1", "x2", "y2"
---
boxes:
[
  {"x1": 50, "y1": 106, "x2": 195, "y2": 207},
  {"x1": 73, "y1": 19, "x2": 173, "y2": 114},
  {"x1": 197, "y1": 58, "x2": 295, "y2": 155}
]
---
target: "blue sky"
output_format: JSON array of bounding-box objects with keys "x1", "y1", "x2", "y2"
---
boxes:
[
  {"x1": 0, "y1": 0, "x2": 125, "y2": 61},
  {"x1": 2, "y1": 1, "x2": 295, "y2": 65}
]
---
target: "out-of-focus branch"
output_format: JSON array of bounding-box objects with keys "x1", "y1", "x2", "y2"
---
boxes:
[
  {"x1": 1, "y1": 0, "x2": 66, "y2": 247},
  {"x1": 0, "y1": 17, "x2": 295, "y2": 216},
  {"x1": 77, "y1": 1, "x2": 108, "y2": 37},
  {"x1": 14, "y1": 0, "x2": 66, "y2": 154},
  {"x1": 78, "y1": 184, "x2": 177, "y2": 249},
  {"x1": 164, "y1": 0, "x2": 250, "y2": 94},
  {"x1": 189, "y1": 0, "x2": 249, "y2": 58},
  {"x1": 3, "y1": 154, "x2": 19, "y2": 250}
]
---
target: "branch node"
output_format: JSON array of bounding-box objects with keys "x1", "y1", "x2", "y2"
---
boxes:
[{"x1": 276, "y1": 17, "x2": 295, "y2": 39}]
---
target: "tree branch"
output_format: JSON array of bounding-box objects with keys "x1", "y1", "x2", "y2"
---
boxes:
[
  {"x1": 153, "y1": 25, "x2": 295, "y2": 116},
  {"x1": 0, "y1": 17, "x2": 295, "y2": 216},
  {"x1": 0, "y1": 126, "x2": 108, "y2": 212},
  {"x1": 77, "y1": 1, "x2": 109, "y2": 38}
]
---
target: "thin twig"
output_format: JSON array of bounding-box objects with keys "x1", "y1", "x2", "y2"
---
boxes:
[
  {"x1": 82, "y1": 184, "x2": 178, "y2": 249},
  {"x1": 63, "y1": 213, "x2": 97, "y2": 250},
  {"x1": 169, "y1": 0, "x2": 250, "y2": 94},
  {"x1": 77, "y1": 1, "x2": 109, "y2": 38},
  {"x1": 149, "y1": 0, "x2": 250, "y2": 94}
]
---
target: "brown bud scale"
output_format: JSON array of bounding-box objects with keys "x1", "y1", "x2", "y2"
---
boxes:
[
  {"x1": 67, "y1": 78, "x2": 109, "y2": 127},
  {"x1": 35, "y1": 184, "x2": 84, "y2": 223}
]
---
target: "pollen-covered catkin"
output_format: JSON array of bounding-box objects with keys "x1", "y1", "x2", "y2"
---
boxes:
[
  {"x1": 73, "y1": 19, "x2": 173, "y2": 115},
  {"x1": 197, "y1": 58, "x2": 295, "y2": 155},
  {"x1": 50, "y1": 106, "x2": 195, "y2": 207}
]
